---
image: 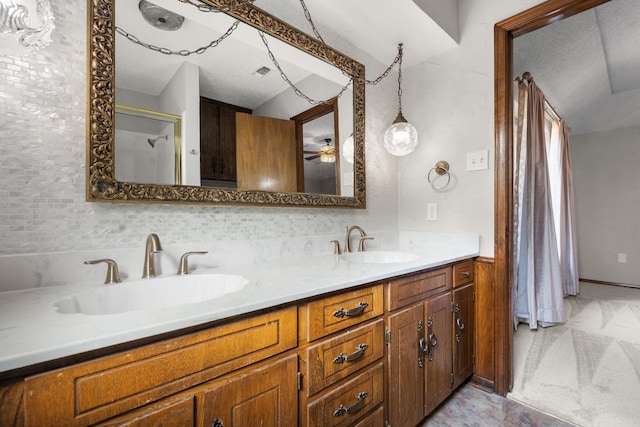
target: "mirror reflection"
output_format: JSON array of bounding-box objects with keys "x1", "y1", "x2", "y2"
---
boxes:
[
  {"x1": 114, "y1": 0, "x2": 354, "y2": 196},
  {"x1": 114, "y1": 104, "x2": 182, "y2": 185}
]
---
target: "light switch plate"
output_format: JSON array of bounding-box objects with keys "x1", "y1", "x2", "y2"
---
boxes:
[{"x1": 467, "y1": 150, "x2": 489, "y2": 171}]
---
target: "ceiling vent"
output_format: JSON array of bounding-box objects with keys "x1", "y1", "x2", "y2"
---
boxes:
[{"x1": 253, "y1": 66, "x2": 272, "y2": 77}]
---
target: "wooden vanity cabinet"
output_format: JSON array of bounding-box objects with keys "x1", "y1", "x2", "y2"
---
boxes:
[
  {"x1": 2, "y1": 259, "x2": 478, "y2": 427},
  {"x1": 298, "y1": 285, "x2": 385, "y2": 427},
  {"x1": 385, "y1": 262, "x2": 475, "y2": 426},
  {"x1": 22, "y1": 307, "x2": 297, "y2": 427}
]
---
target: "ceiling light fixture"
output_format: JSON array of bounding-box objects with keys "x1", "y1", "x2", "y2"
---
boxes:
[
  {"x1": 139, "y1": 0, "x2": 184, "y2": 31},
  {"x1": 320, "y1": 139, "x2": 336, "y2": 163},
  {"x1": 383, "y1": 43, "x2": 418, "y2": 156}
]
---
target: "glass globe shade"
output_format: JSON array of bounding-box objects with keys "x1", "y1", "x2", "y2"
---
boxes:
[
  {"x1": 383, "y1": 118, "x2": 418, "y2": 156},
  {"x1": 342, "y1": 134, "x2": 354, "y2": 164}
]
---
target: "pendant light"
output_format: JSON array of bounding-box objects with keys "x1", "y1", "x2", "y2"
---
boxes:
[{"x1": 383, "y1": 44, "x2": 418, "y2": 156}]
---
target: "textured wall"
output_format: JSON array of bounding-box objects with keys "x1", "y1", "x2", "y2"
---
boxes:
[
  {"x1": 398, "y1": 0, "x2": 546, "y2": 257},
  {"x1": 571, "y1": 126, "x2": 640, "y2": 285},
  {"x1": 0, "y1": 1, "x2": 398, "y2": 256}
]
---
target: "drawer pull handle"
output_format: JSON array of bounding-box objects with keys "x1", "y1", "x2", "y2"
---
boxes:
[
  {"x1": 460, "y1": 270, "x2": 470, "y2": 277},
  {"x1": 211, "y1": 419, "x2": 224, "y2": 427},
  {"x1": 424, "y1": 317, "x2": 438, "y2": 362},
  {"x1": 455, "y1": 303, "x2": 465, "y2": 343},
  {"x1": 333, "y1": 302, "x2": 368, "y2": 318},
  {"x1": 333, "y1": 344, "x2": 368, "y2": 364},
  {"x1": 332, "y1": 391, "x2": 368, "y2": 417}
]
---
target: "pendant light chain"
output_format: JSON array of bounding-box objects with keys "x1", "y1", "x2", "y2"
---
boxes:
[
  {"x1": 258, "y1": 30, "x2": 352, "y2": 105},
  {"x1": 115, "y1": 20, "x2": 240, "y2": 56},
  {"x1": 299, "y1": 0, "x2": 325, "y2": 43},
  {"x1": 396, "y1": 43, "x2": 404, "y2": 113},
  {"x1": 298, "y1": 0, "x2": 403, "y2": 86}
]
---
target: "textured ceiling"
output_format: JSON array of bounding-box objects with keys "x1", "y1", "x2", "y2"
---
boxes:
[
  {"x1": 514, "y1": 0, "x2": 640, "y2": 135},
  {"x1": 115, "y1": 0, "x2": 458, "y2": 107}
]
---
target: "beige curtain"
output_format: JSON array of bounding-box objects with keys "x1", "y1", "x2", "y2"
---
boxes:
[
  {"x1": 557, "y1": 120, "x2": 579, "y2": 295},
  {"x1": 513, "y1": 78, "x2": 566, "y2": 329}
]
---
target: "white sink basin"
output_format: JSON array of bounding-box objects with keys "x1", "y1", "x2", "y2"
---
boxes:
[
  {"x1": 341, "y1": 251, "x2": 420, "y2": 264},
  {"x1": 54, "y1": 274, "x2": 249, "y2": 315}
]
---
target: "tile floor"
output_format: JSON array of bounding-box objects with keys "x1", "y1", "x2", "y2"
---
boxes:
[{"x1": 419, "y1": 384, "x2": 575, "y2": 426}]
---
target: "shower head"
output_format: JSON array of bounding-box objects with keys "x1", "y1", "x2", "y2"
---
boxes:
[{"x1": 147, "y1": 135, "x2": 168, "y2": 148}]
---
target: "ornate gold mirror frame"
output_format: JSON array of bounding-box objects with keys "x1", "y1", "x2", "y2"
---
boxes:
[{"x1": 86, "y1": 0, "x2": 366, "y2": 207}]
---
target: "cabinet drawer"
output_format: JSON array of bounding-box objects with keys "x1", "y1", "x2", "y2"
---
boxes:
[
  {"x1": 453, "y1": 260, "x2": 474, "y2": 287},
  {"x1": 352, "y1": 406, "x2": 384, "y2": 427},
  {"x1": 301, "y1": 285, "x2": 383, "y2": 342},
  {"x1": 305, "y1": 363, "x2": 384, "y2": 427},
  {"x1": 24, "y1": 306, "x2": 297, "y2": 427},
  {"x1": 97, "y1": 396, "x2": 195, "y2": 427},
  {"x1": 303, "y1": 319, "x2": 384, "y2": 396},
  {"x1": 386, "y1": 267, "x2": 451, "y2": 311}
]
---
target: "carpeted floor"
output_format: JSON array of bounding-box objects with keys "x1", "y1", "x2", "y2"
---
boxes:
[{"x1": 509, "y1": 282, "x2": 640, "y2": 426}]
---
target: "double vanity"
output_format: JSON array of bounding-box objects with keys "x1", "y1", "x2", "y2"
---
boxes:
[{"x1": 0, "y1": 231, "x2": 479, "y2": 426}]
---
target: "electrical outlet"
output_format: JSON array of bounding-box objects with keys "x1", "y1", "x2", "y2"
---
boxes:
[
  {"x1": 467, "y1": 150, "x2": 489, "y2": 171},
  {"x1": 427, "y1": 203, "x2": 438, "y2": 221},
  {"x1": 618, "y1": 253, "x2": 627, "y2": 263}
]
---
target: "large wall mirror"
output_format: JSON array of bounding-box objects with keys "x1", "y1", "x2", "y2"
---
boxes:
[{"x1": 87, "y1": 0, "x2": 366, "y2": 207}]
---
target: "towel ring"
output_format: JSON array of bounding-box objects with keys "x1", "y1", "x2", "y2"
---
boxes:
[{"x1": 427, "y1": 161, "x2": 451, "y2": 190}]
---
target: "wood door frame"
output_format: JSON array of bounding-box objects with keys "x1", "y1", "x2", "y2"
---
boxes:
[
  {"x1": 493, "y1": 0, "x2": 610, "y2": 396},
  {"x1": 291, "y1": 98, "x2": 341, "y2": 194}
]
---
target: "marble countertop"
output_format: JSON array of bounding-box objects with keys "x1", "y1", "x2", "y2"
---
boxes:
[{"x1": 0, "y1": 239, "x2": 479, "y2": 374}]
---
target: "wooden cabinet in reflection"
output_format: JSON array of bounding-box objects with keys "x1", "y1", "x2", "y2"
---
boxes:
[{"x1": 199, "y1": 97, "x2": 251, "y2": 184}]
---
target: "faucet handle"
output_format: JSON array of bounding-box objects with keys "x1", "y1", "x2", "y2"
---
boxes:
[
  {"x1": 178, "y1": 251, "x2": 208, "y2": 275},
  {"x1": 357, "y1": 237, "x2": 374, "y2": 252},
  {"x1": 84, "y1": 259, "x2": 122, "y2": 284},
  {"x1": 330, "y1": 240, "x2": 342, "y2": 255}
]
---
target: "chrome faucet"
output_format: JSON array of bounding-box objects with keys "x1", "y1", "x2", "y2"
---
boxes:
[
  {"x1": 344, "y1": 225, "x2": 373, "y2": 253},
  {"x1": 142, "y1": 233, "x2": 163, "y2": 278}
]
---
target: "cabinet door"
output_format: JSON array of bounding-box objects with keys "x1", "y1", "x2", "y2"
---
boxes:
[
  {"x1": 386, "y1": 303, "x2": 424, "y2": 427},
  {"x1": 424, "y1": 292, "x2": 452, "y2": 415},
  {"x1": 453, "y1": 283, "x2": 475, "y2": 388},
  {"x1": 200, "y1": 98, "x2": 220, "y2": 180},
  {"x1": 236, "y1": 113, "x2": 297, "y2": 193},
  {"x1": 217, "y1": 106, "x2": 238, "y2": 181},
  {"x1": 201, "y1": 355, "x2": 298, "y2": 427}
]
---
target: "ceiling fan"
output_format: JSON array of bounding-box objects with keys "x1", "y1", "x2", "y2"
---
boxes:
[{"x1": 304, "y1": 138, "x2": 336, "y2": 162}]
